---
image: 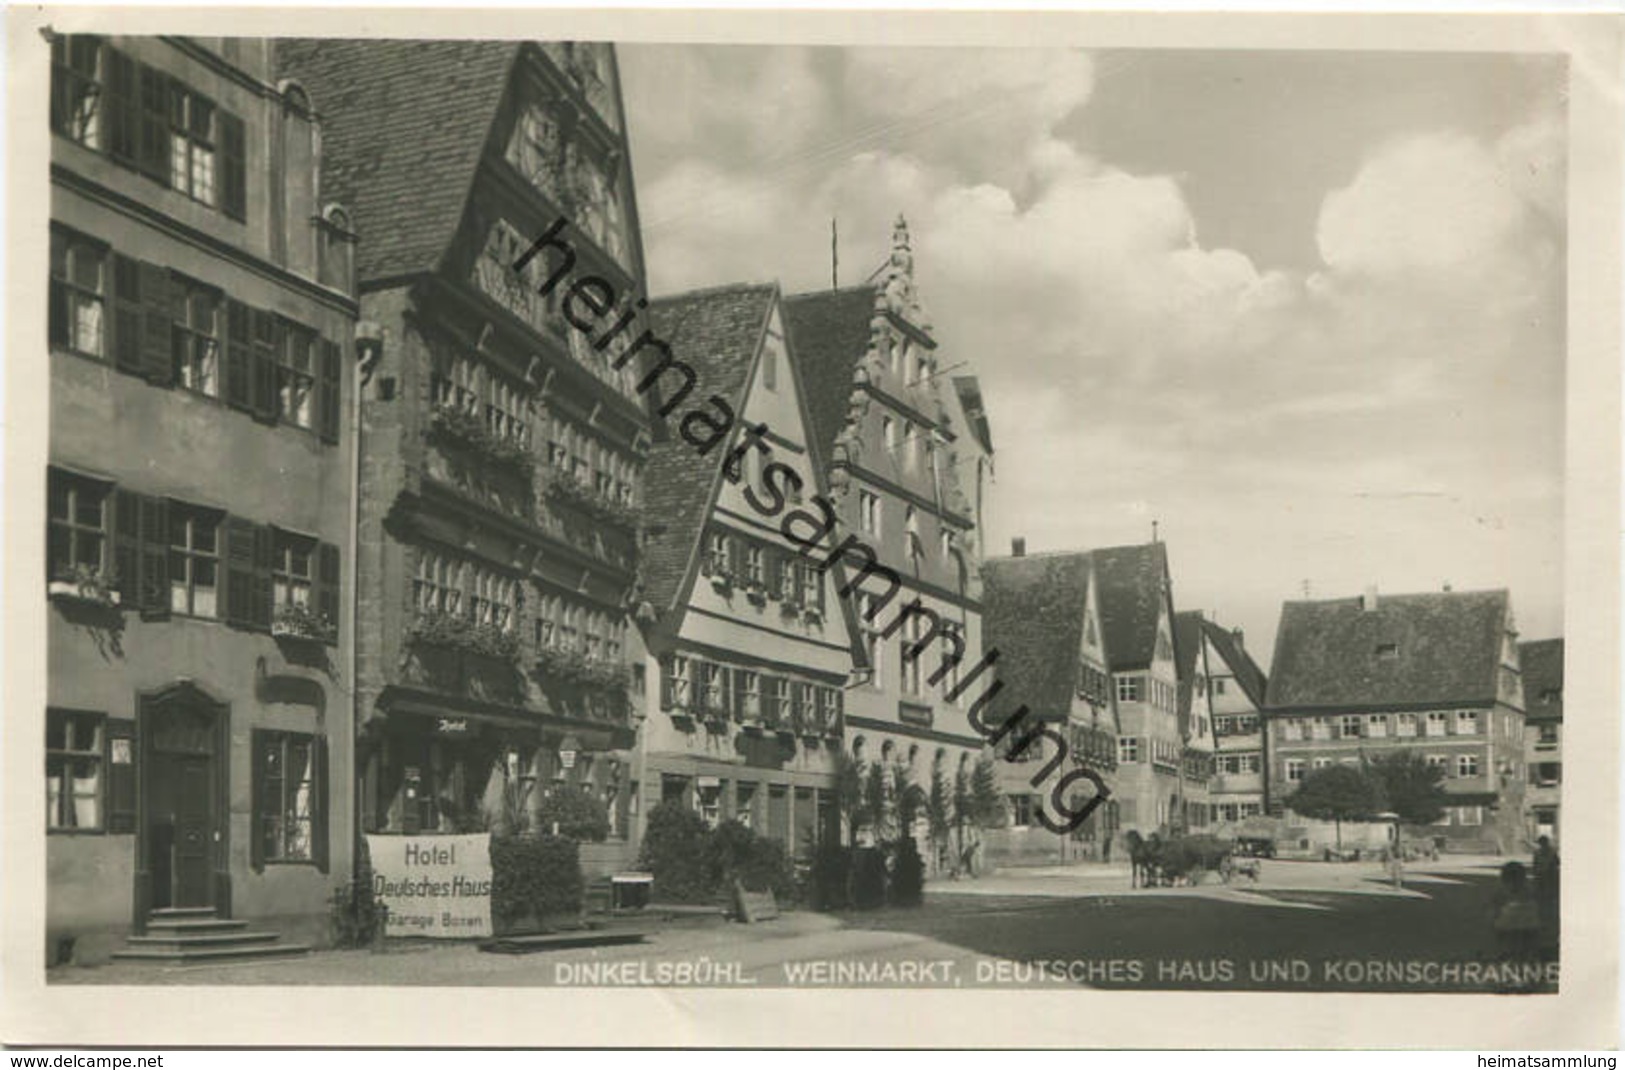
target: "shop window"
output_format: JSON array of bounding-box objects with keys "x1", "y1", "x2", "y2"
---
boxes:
[
  {"x1": 46, "y1": 709, "x2": 103, "y2": 832},
  {"x1": 167, "y1": 505, "x2": 220, "y2": 617},
  {"x1": 49, "y1": 228, "x2": 107, "y2": 359},
  {"x1": 253, "y1": 731, "x2": 325, "y2": 867}
]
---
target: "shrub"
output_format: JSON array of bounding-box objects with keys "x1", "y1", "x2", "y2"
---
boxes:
[
  {"x1": 328, "y1": 837, "x2": 382, "y2": 948},
  {"x1": 729, "y1": 831, "x2": 798, "y2": 904},
  {"x1": 535, "y1": 783, "x2": 611, "y2": 843},
  {"x1": 804, "y1": 841, "x2": 852, "y2": 911},
  {"x1": 852, "y1": 846, "x2": 888, "y2": 910},
  {"x1": 637, "y1": 800, "x2": 716, "y2": 904},
  {"x1": 889, "y1": 836, "x2": 925, "y2": 908},
  {"x1": 490, "y1": 834, "x2": 583, "y2": 933}
]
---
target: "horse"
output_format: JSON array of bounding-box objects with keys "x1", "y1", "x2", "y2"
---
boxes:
[{"x1": 1124, "y1": 830, "x2": 1163, "y2": 888}]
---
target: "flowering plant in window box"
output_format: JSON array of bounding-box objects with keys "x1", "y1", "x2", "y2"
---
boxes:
[
  {"x1": 428, "y1": 405, "x2": 535, "y2": 483},
  {"x1": 744, "y1": 581, "x2": 768, "y2": 607},
  {"x1": 407, "y1": 610, "x2": 520, "y2": 663},
  {"x1": 48, "y1": 564, "x2": 121, "y2": 609},
  {"x1": 802, "y1": 606, "x2": 824, "y2": 625},
  {"x1": 272, "y1": 602, "x2": 336, "y2": 643},
  {"x1": 709, "y1": 571, "x2": 734, "y2": 596},
  {"x1": 542, "y1": 476, "x2": 639, "y2": 534}
]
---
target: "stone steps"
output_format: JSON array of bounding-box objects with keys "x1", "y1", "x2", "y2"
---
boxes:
[{"x1": 111, "y1": 909, "x2": 312, "y2": 966}]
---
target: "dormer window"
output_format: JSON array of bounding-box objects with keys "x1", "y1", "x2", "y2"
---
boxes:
[{"x1": 1376, "y1": 643, "x2": 1399, "y2": 660}]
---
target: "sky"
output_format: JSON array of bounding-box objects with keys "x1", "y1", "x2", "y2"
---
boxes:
[{"x1": 618, "y1": 46, "x2": 1567, "y2": 669}]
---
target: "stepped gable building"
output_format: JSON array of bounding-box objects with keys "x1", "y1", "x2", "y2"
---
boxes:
[
  {"x1": 47, "y1": 35, "x2": 358, "y2": 960},
  {"x1": 1190, "y1": 616, "x2": 1269, "y2": 826},
  {"x1": 632, "y1": 282, "x2": 865, "y2": 859},
  {"x1": 1519, "y1": 637, "x2": 1563, "y2": 844},
  {"x1": 1172, "y1": 611, "x2": 1217, "y2": 831},
  {"x1": 1090, "y1": 541, "x2": 1185, "y2": 837},
  {"x1": 781, "y1": 217, "x2": 994, "y2": 808},
  {"x1": 1265, "y1": 587, "x2": 1528, "y2": 853},
  {"x1": 979, "y1": 546, "x2": 1119, "y2": 867},
  {"x1": 278, "y1": 41, "x2": 655, "y2": 865}
]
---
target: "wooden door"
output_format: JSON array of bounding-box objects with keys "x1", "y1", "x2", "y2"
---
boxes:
[{"x1": 172, "y1": 755, "x2": 213, "y2": 907}]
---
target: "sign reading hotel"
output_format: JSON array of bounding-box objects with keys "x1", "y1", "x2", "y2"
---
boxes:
[{"x1": 366, "y1": 833, "x2": 493, "y2": 939}]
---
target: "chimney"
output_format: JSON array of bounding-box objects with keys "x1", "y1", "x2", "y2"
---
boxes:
[
  {"x1": 1011, "y1": 537, "x2": 1026, "y2": 558},
  {"x1": 1231, "y1": 627, "x2": 1245, "y2": 649},
  {"x1": 1362, "y1": 585, "x2": 1379, "y2": 612}
]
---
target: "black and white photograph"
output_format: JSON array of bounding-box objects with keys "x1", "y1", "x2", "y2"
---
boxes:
[{"x1": 4, "y1": 4, "x2": 1621, "y2": 1051}]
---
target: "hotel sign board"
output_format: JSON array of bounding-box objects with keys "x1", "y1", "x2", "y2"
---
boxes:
[{"x1": 366, "y1": 833, "x2": 494, "y2": 939}]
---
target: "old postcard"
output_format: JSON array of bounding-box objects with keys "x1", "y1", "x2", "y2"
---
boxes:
[{"x1": 3, "y1": 4, "x2": 1620, "y2": 1050}]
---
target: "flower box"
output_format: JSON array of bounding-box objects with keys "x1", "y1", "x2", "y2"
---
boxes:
[
  {"x1": 803, "y1": 607, "x2": 824, "y2": 625},
  {"x1": 272, "y1": 604, "x2": 336, "y2": 644},
  {"x1": 745, "y1": 585, "x2": 768, "y2": 607},
  {"x1": 542, "y1": 475, "x2": 638, "y2": 533},
  {"x1": 709, "y1": 574, "x2": 734, "y2": 595},
  {"x1": 48, "y1": 566, "x2": 121, "y2": 609},
  {"x1": 407, "y1": 611, "x2": 521, "y2": 663},
  {"x1": 48, "y1": 578, "x2": 121, "y2": 608},
  {"x1": 428, "y1": 405, "x2": 535, "y2": 482}
]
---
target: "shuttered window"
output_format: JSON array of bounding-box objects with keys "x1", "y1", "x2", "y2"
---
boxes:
[{"x1": 48, "y1": 228, "x2": 107, "y2": 358}]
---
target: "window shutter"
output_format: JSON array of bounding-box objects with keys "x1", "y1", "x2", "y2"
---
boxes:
[
  {"x1": 220, "y1": 110, "x2": 247, "y2": 222},
  {"x1": 249, "y1": 730, "x2": 266, "y2": 873},
  {"x1": 790, "y1": 681, "x2": 805, "y2": 726},
  {"x1": 136, "y1": 63, "x2": 169, "y2": 183},
  {"x1": 813, "y1": 567, "x2": 827, "y2": 614},
  {"x1": 249, "y1": 310, "x2": 279, "y2": 421},
  {"x1": 48, "y1": 274, "x2": 67, "y2": 348},
  {"x1": 253, "y1": 524, "x2": 275, "y2": 630},
  {"x1": 111, "y1": 489, "x2": 142, "y2": 605},
  {"x1": 659, "y1": 656, "x2": 674, "y2": 711},
  {"x1": 106, "y1": 717, "x2": 137, "y2": 834},
  {"x1": 106, "y1": 49, "x2": 138, "y2": 165},
  {"x1": 111, "y1": 255, "x2": 144, "y2": 374},
  {"x1": 317, "y1": 338, "x2": 341, "y2": 443},
  {"x1": 765, "y1": 549, "x2": 782, "y2": 597},
  {"x1": 732, "y1": 668, "x2": 748, "y2": 721},
  {"x1": 312, "y1": 736, "x2": 330, "y2": 874},
  {"x1": 138, "y1": 261, "x2": 173, "y2": 385},
  {"x1": 316, "y1": 542, "x2": 341, "y2": 640},
  {"x1": 136, "y1": 495, "x2": 169, "y2": 617},
  {"x1": 223, "y1": 516, "x2": 258, "y2": 628},
  {"x1": 224, "y1": 300, "x2": 251, "y2": 411}
]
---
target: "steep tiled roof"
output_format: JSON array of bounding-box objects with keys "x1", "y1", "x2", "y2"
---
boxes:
[
  {"x1": 1265, "y1": 589, "x2": 1511, "y2": 711},
  {"x1": 637, "y1": 284, "x2": 777, "y2": 615},
  {"x1": 1091, "y1": 542, "x2": 1170, "y2": 672},
  {"x1": 981, "y1": 553, "x2": 1093, "y2": 724},
  {"x1": 1201, "y1": 617, "x2": 1268, "y2": 708},
  {"x1": 1519, "y1": 638, "x2": 1564, "y2": 724},
  {"x1": 276, "y1": 40, "x2": 519, "y2": 281},
  {"x1": 780, "y1": 285, "x2": 876, "y2": 463}
]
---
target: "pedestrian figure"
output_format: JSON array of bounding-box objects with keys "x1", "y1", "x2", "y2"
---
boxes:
[
  {"x1": 1532, "y1": 836, "x2": 1560, "y2": 935},
  {"x1": 1492, "y1": 861, "x2": 1541, "y2": 964}
]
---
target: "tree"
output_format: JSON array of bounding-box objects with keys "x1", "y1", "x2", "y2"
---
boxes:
[
  {"x1": 925, "y1": 762, "x2": 952, "y2": 870},
  {"x1": 969, "y1": 753, "x2": 1007, "y2": 829},
  {"x1": 1286, "y1": 764, "x2": 1382, "y2": 849},
  {"x1": 832, "y1": 750, "x2": 866, "y2": 843},
  {"x1": 892, "y1": 762, "x2": 925, "y2": 838},
  {"x1": 864, "y1": 760, "x2": 890, "y2": 843},
  {"x1": 1367, "y1": 750, "x2": 1450, "y2": 827},
  {"x1": 951, "y1": 762, "x2": 974, "y2": 863}
]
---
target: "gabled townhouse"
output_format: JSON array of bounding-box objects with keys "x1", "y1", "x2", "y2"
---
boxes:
[
  {"x1": 47, "y1": 35, "x2": 358, "y2": 960},
  {"x1": 1173, "y1": 611, "x2": 1217, "y2": 831},
  {"x1": 1092, "y1": 542, "x2": 1186, "y2": 838},
  {"x1": 1519, "y1": 637, "x2": 1563, "y2": 845},
  {"x1": 278, "y1": 41, "x2": 656, "y2": 874},
  {"x1": 980, "y1": 546, "x2": 1119, "y2": 867},
  {"x1": 782, "y1": 218, "x2": 994, "y2": 828},
  {"x1": 1265, "y1": 587, "x2": 1528, "y2": 854},
  {"x1": 632, "y1": 282, "x2": 864, "y2": 861},
  {"x1": 1191, "y1": 615, "x2": 1269, "y2": 826}
]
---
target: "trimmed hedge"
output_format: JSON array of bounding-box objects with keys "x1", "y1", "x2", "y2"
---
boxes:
[
  {"x1": 490, "y1": 834, "x2": 582, "y2": 932},
  {"x1": 535, "y1": 783, "x2": 611, "y2": 843},
  {"x1": 889, "y1": 837, "x2": 925, "y2": 908},
  {"x1": 637, "y1": 801, "x2": 798, "y2": 907}
]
